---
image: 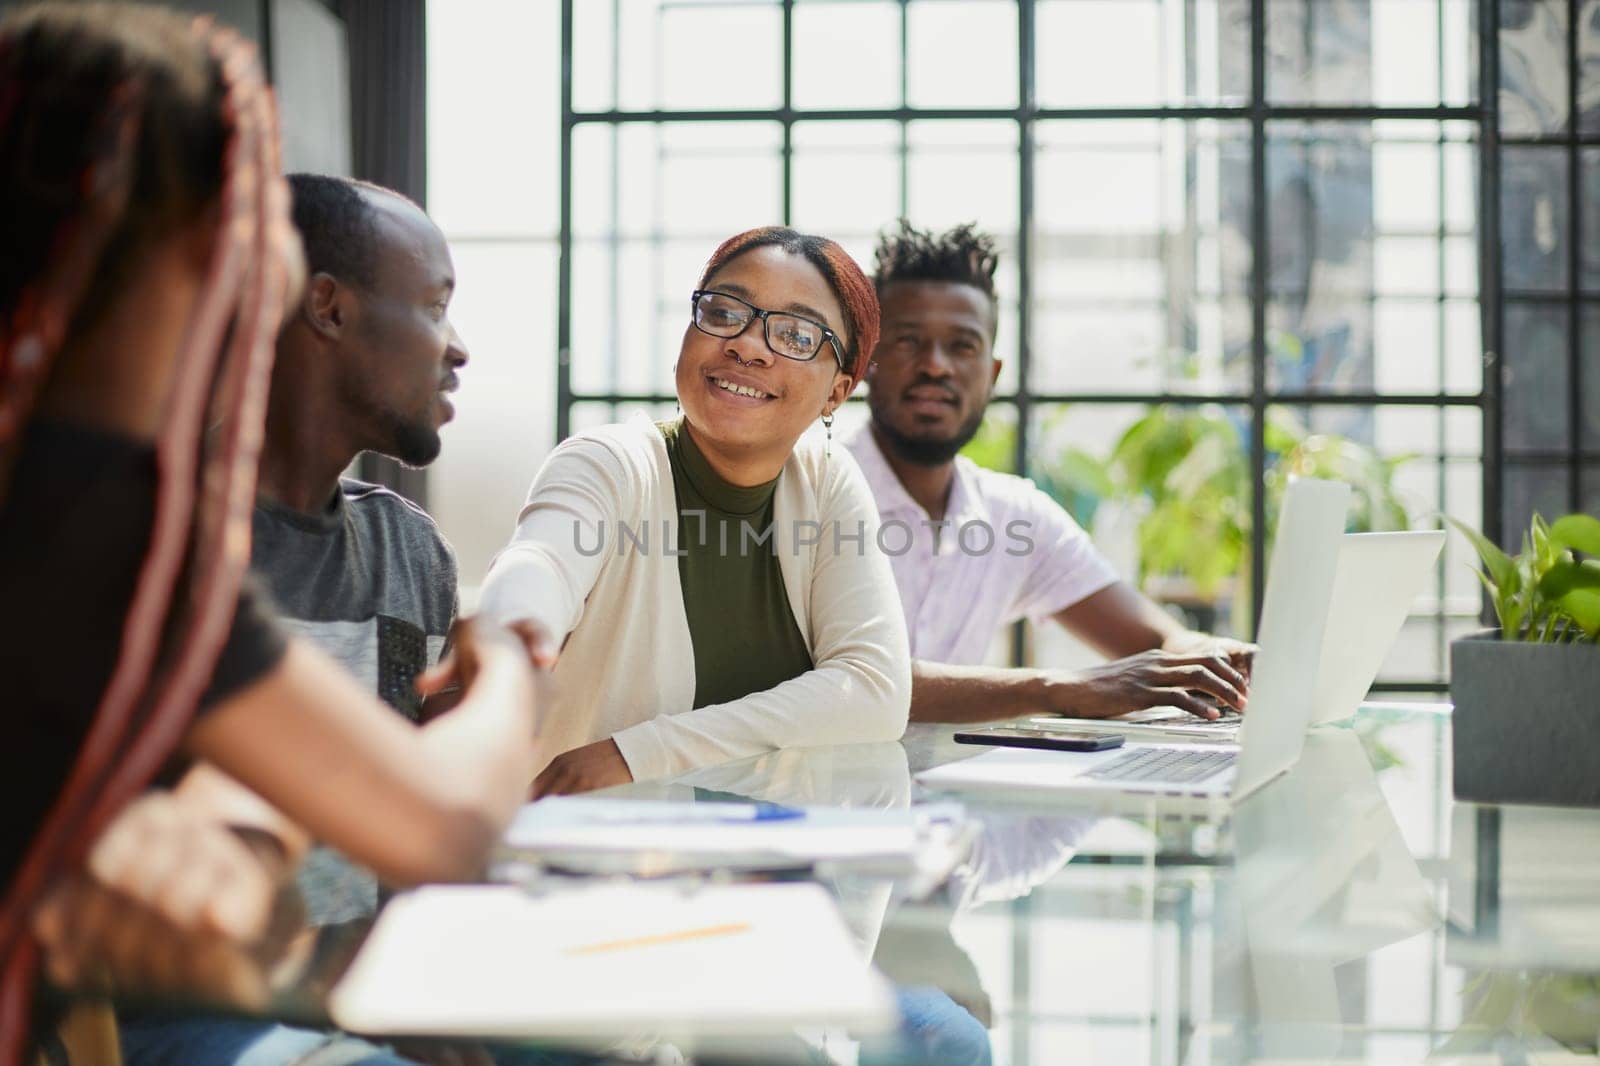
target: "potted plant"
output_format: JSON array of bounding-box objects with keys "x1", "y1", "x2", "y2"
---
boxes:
[{"x1": 1448, "y1": 512, "x2": 1600, "y2": 807}]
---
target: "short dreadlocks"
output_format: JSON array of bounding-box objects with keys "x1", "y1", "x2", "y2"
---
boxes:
[{"x1": 871, "y1": 220, "x2": 1000, "y2": 335}]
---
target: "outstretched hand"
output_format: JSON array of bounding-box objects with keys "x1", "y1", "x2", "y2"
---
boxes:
[{"x1": 416, "y1": 617, "x2": 558, "y2": 712}]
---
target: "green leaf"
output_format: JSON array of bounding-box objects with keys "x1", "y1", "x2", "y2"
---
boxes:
[
  {"x1": 1551, "y1": 514, "x2": 1600, "y2": 557},
  {"x1": 1532, "y1": 515, "x2": 1557, "y2": 571},
  {"x1": 1051, "y1": 447, "x2": 1116, "y2": 499},
  {"x1": 1445, "y1": 516, "x2": 1514, "y2": 592},
  {"x1": 1473, "y1": 568, "x2": 1516, "y2": 635},
  {"x1": 1556, "y1": 588, "x2": 1600, "y2": 639},
  {"x1": 1263, "y1": 416, "x2": 1302, "y2": 454},
  {"x1": 1538, "y1": 558, "x2": 1600, "y2": 600}
]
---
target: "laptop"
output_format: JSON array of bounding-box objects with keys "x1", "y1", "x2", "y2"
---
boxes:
[
  {"x1": 1308, "y1": 529, "x2": 1445, "y2": 725},
  {"x1": 1029, "y1": 528, "x2": 1446, "y2": 740},
  {"x1": 916, "y1": 477, "x2": 1350, "y2": 807}
]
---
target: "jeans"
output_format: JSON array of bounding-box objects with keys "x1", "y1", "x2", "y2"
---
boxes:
[
  {"x1": 119, "y1": 1016, "x2": 591, "y2": 1066},
  {"x1": 119, "y1": 1017, "x2": 410, "y2": 1066},
  {"x1": 858, "y1": 987, "x2": 994, "y2": 1066}
]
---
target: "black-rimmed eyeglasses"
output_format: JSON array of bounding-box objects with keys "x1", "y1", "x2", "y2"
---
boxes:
[{"x1": 690, "y1": 289, "x2": 845, "y2": 365}]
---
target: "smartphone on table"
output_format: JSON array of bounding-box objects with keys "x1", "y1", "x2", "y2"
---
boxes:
[{"x1": 953, "y1": 727, "x2": 1126, "y2": 752}]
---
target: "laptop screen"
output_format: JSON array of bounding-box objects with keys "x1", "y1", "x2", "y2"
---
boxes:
[{"x1": 1232, "y1": 478, "x2": 1352, "y2": 799}]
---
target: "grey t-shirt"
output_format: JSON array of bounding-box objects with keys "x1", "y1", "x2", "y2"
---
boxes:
[{"x1": 252, "y1": 478, "x2": 457, "y2": 925}]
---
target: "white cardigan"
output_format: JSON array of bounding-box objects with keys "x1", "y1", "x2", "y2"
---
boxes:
[{"x1": 478, "y1": 417, "x2": 911, "y2": 782}]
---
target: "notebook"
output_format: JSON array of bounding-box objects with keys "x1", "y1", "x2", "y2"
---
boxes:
[{"x1": 329, "y1": 881, "x2": 897, "y2": 1040}]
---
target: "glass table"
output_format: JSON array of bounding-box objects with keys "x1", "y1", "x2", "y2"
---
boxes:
[
  {"x1": 591, "y1": 703, "x2": 1600, "y2": 1063},
  {"x1": 102, "y1": 703, "x2": 1600, "y2": 1064}
]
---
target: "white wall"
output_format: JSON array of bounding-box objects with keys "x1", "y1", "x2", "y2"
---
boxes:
[{"x1": 426, "y1": 0, "x2": 562, "y2": 606}]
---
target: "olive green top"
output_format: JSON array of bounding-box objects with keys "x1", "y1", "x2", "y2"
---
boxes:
[{"x1": 658, "y1": 418, "x2": 814, "y2": 709}]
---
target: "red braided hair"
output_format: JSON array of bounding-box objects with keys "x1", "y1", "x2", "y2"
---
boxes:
[
  {"x1": 697, "y1": 226, "x2": 880, "y2": 395},
  {"x1": 0, "y1": 10, "x2": 293, "y2": 1059}
]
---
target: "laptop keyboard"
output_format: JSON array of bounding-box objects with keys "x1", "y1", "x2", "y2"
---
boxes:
[
  {"x1": 1085, "y1": 747, "x2": 1236, "y2": 784},
  {"x1": 1172, "y1": 712, "x2": 1242, "y2": 731}
]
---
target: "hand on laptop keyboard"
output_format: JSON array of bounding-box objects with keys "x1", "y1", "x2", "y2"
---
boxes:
[
  {"x1": 1039, "y1": 648, "x2": 1249, "y2": 721},
  {"x1": 1187, "y1": 692, "x2": 1242, "y2": 720}
]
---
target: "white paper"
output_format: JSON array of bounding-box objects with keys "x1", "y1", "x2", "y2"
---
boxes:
[
  {"x1": 329, "y1": 882, "x2": 896, "y2": 1039},
  {"x1": 505, "y1": 797, "x2": 948, "y2": 863}
]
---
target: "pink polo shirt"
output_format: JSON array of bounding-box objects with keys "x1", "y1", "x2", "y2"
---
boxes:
[{"x1": 846, "y1": 424, "x2": 1119, "y2": 666}]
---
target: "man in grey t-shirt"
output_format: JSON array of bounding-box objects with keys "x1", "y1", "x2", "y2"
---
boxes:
[{"x1": 252, "y1": 173, "x2": 469, "y2": 926}]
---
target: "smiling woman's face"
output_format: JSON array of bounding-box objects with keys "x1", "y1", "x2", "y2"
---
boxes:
[{"x1": 675, "y1": 244, "x2": 852, "y2": 482}]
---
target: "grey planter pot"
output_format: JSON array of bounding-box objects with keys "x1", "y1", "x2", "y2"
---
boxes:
[{"x1": 1451, "y1": 631, "x2": 1600, "y2": 808}]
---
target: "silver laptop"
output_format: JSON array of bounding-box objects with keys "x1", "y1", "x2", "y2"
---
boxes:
[
  {"x1": 1031, "y1": 528, "x2": 1446, "y2": 740},
  {"x1": 917, "y1": 478, "x2": 1350, "y2": 806}
]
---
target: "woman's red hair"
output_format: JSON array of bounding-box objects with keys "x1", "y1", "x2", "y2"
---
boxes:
[{"x1": 698, "y1": 227, "x2": 879, "y2": 395}]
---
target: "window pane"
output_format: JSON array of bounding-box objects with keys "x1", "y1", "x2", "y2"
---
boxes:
[
  {"x1": 432, "y1": 241, "x2": 560, "y2": 592},
  {"x1": 1499, "y1": 0, "x2": 1570, "y2": 135},
  {"x1": 1263, "y1": 122, "x2": 1476, "y2": 395},
  {"x1": 1585, "y1": 306, "x2": 1600, "y2": 450},
  {"x1": 1502, "y1": 302, "x2": 1571, "y2": 452},
  {"x1": 1583, "y1": 149, "x2": 1600, "y2": 293},
  {"x1": 1037, "y1": 0, "x2": 1236, "y2": 108},
  {"x1": 1265, "y1": 0, "x2": 1473, "y2": 107},
  {"x1": 1583, "y1": 0, "x2": 1600, "y2": 134},
  {"x1": 573, "y1": 122, "x2": 784, "y2": 241},
  {"x1": 572, "y1": 237, "x2": 719, "y2": 396},
  {"x1": 1443, "y1": 298, "x2": 1484, "y2": 394},
  {"x1": 1373, "y1": 142, "x2": 1441, "y2": 230},
  {"x1": 1033, "y1": 121, "x2": 1251, "y2": 392},
  {"x1": 791, "y1": 122, "x2": 902, "y2": 253},
  {"x1": 1501, "y1": 146, "x2": 1570, "y2": 294},
  {"x1": 574, "y1": 0, "x2": 783, "y2": 112},
  {"x1": 906, "y1": 121, "x2": 1018, "y2": 234},
  {"x1": 1373, "y1": 300, "x2": 1441, "y2": 392},
  {"x1": 1502, "y1": 461, "x2": 1571, "y2": 547},
  {"x1": 1264, "y1": 123, "x2": 1373, "y2": 393},
  {"x1": 898, "y1": 122, "x2": 1021, "y2": 393},
  {"x1": 792, "y1": 1, "x2": 901, "y2": 110},
  {"x1": 906, "y1": 0, "x2": 1017, "y2": 108},
  {"x1": 427, "y1": 0, "x2": 559, "y2": 237}
]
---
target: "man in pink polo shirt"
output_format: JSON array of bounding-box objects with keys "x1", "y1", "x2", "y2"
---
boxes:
[{"x1": 846, "y1": 221, "x2": 1254, "y2": 724}]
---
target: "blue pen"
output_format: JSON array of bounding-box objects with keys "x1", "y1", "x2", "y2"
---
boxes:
[
  {"x1": 584, "y1": 801, "x2": 805, "y2": 826},
  {"x1": 747, "y1": 802, "x2": 804, "y2": 822}
]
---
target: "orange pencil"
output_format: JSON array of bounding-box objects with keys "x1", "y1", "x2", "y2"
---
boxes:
[{"x1": 564, "y1": 921, "x2": 753, "y2": 956}]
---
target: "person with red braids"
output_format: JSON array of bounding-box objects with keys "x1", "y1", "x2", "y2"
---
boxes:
[
  {"x1": 0, "y1": 5, "x2": 542, "y2": 1059},
  {"x1": 477, "y1": 228, "x2": 911, "y2": 795}
]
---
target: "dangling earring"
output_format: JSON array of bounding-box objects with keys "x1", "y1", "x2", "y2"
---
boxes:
[{"x1": 822, "y1": 412, "x2": 834, "y2": 457}]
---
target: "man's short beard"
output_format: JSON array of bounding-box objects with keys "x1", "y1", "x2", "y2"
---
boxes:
[
  {"x1": 340, "y1": 370, "x2": 443, "y2": 469},
  {"x1": 871, "y1": 406, "x2": 986, "y2": 466},
  {"x1": 386, "y1": 414, "x2": 442, "y2": 468}
]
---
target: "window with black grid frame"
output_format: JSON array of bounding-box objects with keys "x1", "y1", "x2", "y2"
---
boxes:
[{"x1": 551, "y1": 0, "x2": 1597, "y2": 695}]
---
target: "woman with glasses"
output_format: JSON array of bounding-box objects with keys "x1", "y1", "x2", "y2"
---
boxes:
[{"x1": 478, "y1": 227, "x2": 911, "y2": 794}]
